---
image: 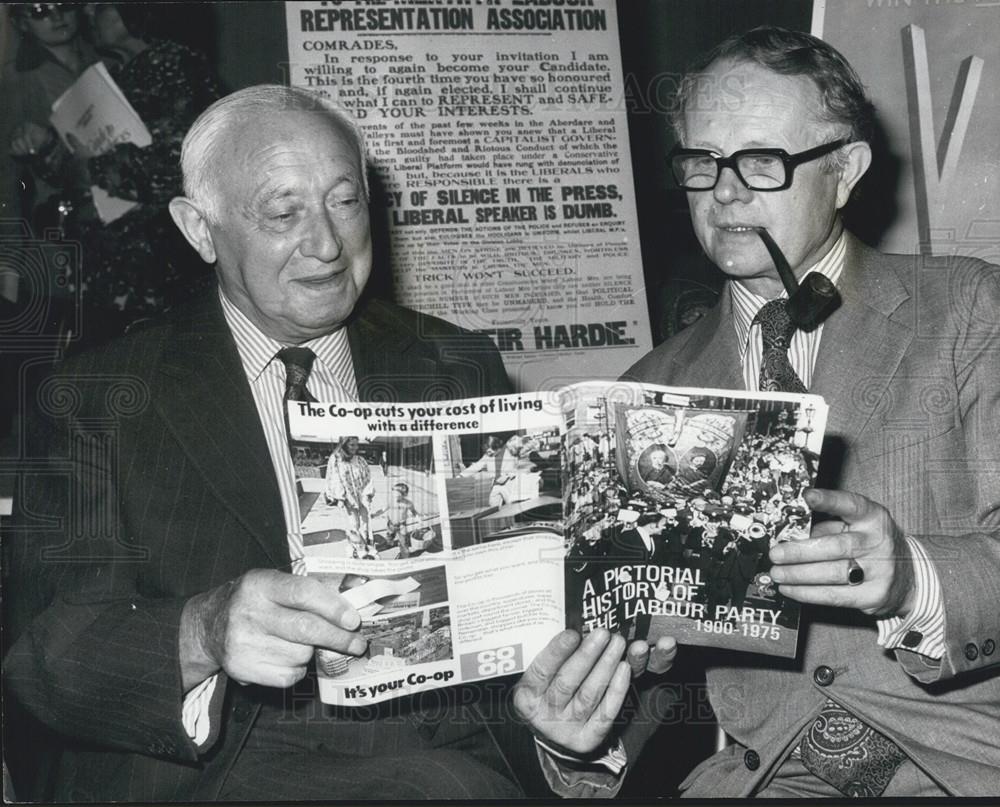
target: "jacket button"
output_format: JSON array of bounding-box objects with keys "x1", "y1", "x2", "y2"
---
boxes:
[
  {"x1": 982, "y1": 639, "x2": 996, "y2": 657},
  {"x1": 233, "y1": 703, "x2": 253, "y2": 723},
  {"x1": 965, "y1": 642, "x2": 979, "y2": 661},
  {"x1": 813, "y1": 665, "x2": 835, "y2": 686},
  {"x1": 744, "y1": 749, "x2": 760, "y2": 770}
]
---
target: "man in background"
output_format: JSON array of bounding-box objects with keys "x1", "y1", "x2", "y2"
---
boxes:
[{"x1": 379, "y1": 481, "x2": 420, "y2": 558}]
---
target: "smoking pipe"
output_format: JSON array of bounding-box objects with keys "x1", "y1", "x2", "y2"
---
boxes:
[{"x1": 754, "y1": 227, "x2": 841, "y2": 331}]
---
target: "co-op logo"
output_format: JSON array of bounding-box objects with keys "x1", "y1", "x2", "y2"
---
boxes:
[{"x1": 460, "y1": 644, "x2": 523, "y2": 680}]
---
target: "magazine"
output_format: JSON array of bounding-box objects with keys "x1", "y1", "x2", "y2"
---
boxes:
[
  {"x1": 289, "y1": 381, "x2": 828, "y2": 706},
  {"x1": 49, "y1": 62, "x2": 152, "y2": 223}
]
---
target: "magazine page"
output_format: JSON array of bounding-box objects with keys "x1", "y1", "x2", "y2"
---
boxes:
[
  {"x1": 289, "y1": 394, "x2": 565, "y2": 705},
  {"x1": 48, "y1": 62, "x2": 152, "y2": 223},
  {"x1": 561, "y1": 382, "x2": 828, "y2": 658}
]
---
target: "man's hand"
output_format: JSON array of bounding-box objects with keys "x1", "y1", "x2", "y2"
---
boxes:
[
  {"x1": 513, "y1": 629, "x2": 631, "y2": 756},
  {"x1": 514, "y1": 630, "x2": 677, "y2": 760},
  {"x1": 179, "y1": 569, "x2": 365, "y2": 691},
  {"x1": 769, "y1": 488, "x2": 916, "y2": 618},
  {"x1": 10, "y1": 122, "x2": 53, "y2": 157}
]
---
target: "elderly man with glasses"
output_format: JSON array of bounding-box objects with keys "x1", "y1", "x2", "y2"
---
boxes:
[{"x1": 516, "y1": 26, "x2": 1000, "y2": 799}]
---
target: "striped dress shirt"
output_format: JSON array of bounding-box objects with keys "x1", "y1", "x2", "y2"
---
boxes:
[{"x1": 730, "y1": 232, "x2": 944, "y2": 660}]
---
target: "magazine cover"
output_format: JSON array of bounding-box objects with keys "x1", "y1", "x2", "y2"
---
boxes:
[{"x1": 562, "y1": 382, "x2": 828, "y2": 658}]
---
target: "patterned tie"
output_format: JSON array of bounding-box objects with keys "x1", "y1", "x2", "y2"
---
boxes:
[
  {"x1": 753, "y1": 299, "x2": 806, "y2": 394},
  {"x1": 798, "y1": 700, "x2": 907, "y2": 797},
  {"x1": 277, "y1": 347, "x2": 317, "y2": 466},
  {"x1": 278, "y1": 347, "x2": 317, "y2": 404},
  {"x1": 751, "y1": 304, "x2": 907, "y2": 795}
]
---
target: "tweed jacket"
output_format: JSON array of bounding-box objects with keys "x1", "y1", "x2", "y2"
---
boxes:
[{"x1": 623, "y1": 234, "x2": 1000, "y2": 796}]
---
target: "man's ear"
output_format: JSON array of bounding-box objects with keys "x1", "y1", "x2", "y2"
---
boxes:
[
  {"x1": 835, "y1": 141, "x2": 872, "y2": 209},
  {"x1": 168, "y1": 197, "x2": 217, "y2": 264}
]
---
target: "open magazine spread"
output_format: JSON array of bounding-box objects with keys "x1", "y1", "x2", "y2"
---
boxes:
[{"x1": 290, "y1": 382, "x2": 828, "y2": 706}]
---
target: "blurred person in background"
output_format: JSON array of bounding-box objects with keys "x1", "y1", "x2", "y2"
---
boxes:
[
  {"x1": 2, "y1": 3, "x2": 100, "y2": 230},
  {"x1": 5, "y1": 3, "x2": 222, "y2": 348}
]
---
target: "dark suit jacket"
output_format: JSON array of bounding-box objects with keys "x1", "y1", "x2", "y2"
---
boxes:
[
  {"x1": 3, "y1": 292, "x2": 521, "y2": 801},
  {"x1": 623, "y1": 234, "x2": 1000, "y2": 796},
  {"x1": 612, "y1": 526, "x2": 676, "y2": 564}
]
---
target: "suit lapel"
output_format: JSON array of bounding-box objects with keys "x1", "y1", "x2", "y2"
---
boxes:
[
  {"x1": 669, "y1": 287, "x2": 745, "y2": 390},
  {"x1": 348, "y1": 299, "x2": 443, "y2": 401},
  {"x1": 152, "y1": 295, "x2": 288, "y2": 566},
  {"x1": 810, "y1": 235, "x2": 913, "y2": 451}
]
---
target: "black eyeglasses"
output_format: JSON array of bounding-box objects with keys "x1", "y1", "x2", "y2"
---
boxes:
[{"x1": 668, "y1": 138, "x2": 849, "y2": 192}]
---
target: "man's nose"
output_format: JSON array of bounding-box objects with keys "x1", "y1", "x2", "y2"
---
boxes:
[
  {"x1": 712, "y1": 166, "x2": 752, "y2": 204},
  {"x1": 301, "y1": 211, "x2": 343, "y2": 262}
]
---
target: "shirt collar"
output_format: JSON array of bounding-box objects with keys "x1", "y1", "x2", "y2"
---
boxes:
[
  {"x1": 218, "y1": 288, "x2": 351, "y2": 384},
  {"x1": 730, "y1": 231, "x2": 847, "y2": 350}
]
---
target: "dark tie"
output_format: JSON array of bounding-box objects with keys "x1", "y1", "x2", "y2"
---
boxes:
[
  {"x1": 277, "y1": 347, "x2": 317, "y2": 467},
  {"x1": 753, "y1": 299, "x2": 806, "y2": 394},
  {"x1": 751, "y1": 304, "x2": 907, "y2": 795},
  {"x1": 278, "y1": 347, "x2": 317, "y2": 404}
]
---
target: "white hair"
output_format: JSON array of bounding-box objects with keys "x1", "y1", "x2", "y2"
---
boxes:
[{"x1": 179, "y1": 84, "x2": 369, "y2": 223}]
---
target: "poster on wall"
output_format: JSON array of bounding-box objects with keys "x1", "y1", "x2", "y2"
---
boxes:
[
  {"x1": 285, "y1": 0, "x2": 652, "y2": 391},
  {"x1": 813, "y1": 0, "x2": 999, "y2": 260}
]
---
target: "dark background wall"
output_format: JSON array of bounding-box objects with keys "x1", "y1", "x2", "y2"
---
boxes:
[{"x1": 213, "y1": 1, "x2": 290, "y2": 89}]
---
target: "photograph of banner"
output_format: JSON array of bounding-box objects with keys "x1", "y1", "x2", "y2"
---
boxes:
[
  {"x1": 285, "y1": 0, "x2": 652, "y2": 390},
  {"x1": 563, "y1": 384, "x2": 825, "y2": 659}
]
